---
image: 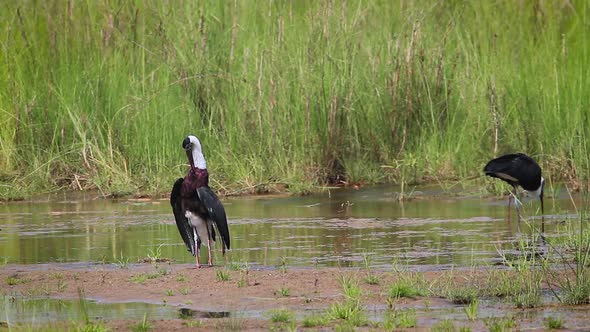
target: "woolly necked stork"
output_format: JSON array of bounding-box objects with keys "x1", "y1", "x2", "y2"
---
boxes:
[
  {"x1": 170, "y1": 135, "x2": 230, "y2": 268},
  {"x1": 483, "y1": 153, "x2": 544, "y2": 226}
]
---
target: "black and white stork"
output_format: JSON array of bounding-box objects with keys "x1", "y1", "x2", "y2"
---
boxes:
[
  {"x1": 170, "y1": 135, "x2": 230, "y2": 268},
  {"x1": 483, "y1": 153, "x2": 544, "y2": 225}
]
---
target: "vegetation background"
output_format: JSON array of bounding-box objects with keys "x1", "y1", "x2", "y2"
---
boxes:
[{"x1": 0, "y1": 0, "x2": 588, "y2": 199}]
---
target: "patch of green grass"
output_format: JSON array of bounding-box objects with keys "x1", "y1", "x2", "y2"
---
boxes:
[
  {"x1": 179, "y1": 287, "x2": 190, "y2": 295},
  {"x1": 156, "y1": 268, "x2": 170, "y2": 276},
  {"x1": 165, "y1": 290, "x2": 175, "y2": 296},
  {"x1": 464, "y1": 299, "x2": 478, "y2": 321},
  {"x1": 447, "y1": 286, "x2": 479, "y2": 305},
  {"x1": 545, "y1": 316, "x2": 565, "y2": 330},
  {"x1": 328, "y1": 301, "x2": 367, "y2": 327},
  {"x1": 363, "y1": 274, "x2": 380, "y2": 285},
  {"x1": 431, "y1": 319, "x2": 456, "y2": 332},
  {"x1": 339, "y1": 276, "x2": 362, "y2": 300},
  {"x1": 334, "y1": 322, "x2": 356, "y2": 332},
  {"x1": 129, "y1": 275, "x2": 148, "y2": 284},
  {"x1": 215, "y1": 317, "x2": 244, "y2": 331},
  {"x1": 383, "y1": 308, "x2": 417, "y2": 330},
  {"x1": 485, "y1": 316, "x2": 516, "y2": 332},
  {"x1": 6, "y1": 276, "x2": 26, "y2": 286},
  {"x1": 545, "y1": 213, "x2": 590, "y2": 305},
  {"x1": 145, "y1": 272, "x2": 160, "y2": 280},
  {"x1": 268, "y1": 308, "x2": 294, "y2": 324},
  {"x1": 146, "y1": 244, "x2": 166, "y2": 262},
  {"x1": 25, "y1": 284, "x2": 51, "y2": 296},
  {"x1": 115, "y1": 253, "x2": 130, "y2": 269},
  {"x1": 215, "y1": 269, "x2": 231, "y2": 282},
  {"x1": 513, "y1": 289, "x2": 542, "y2": 308},
  {"x1": 176, "y1": 274, "x2": 187, "y2": 282},
  {"x1": 183, "y1": 320, "x2": 203, "y2": 328},
  {"x1": 57, "y1": 279, "x2": 68, "y2": 292},
  {"x1": 276, "y1": 287, "x2": 290, "y2": 297},
  {"x1": 76, "y1": 322, "x2": 110, "y2": 332},
  {"x1": 302, "y1": 314, "x2": 330, "y2": 328},
  {"x1": 131, "y1": 314, "x2": 151, "y2": 332},
  {"x1": 227, "y1": 260, "x2": 250, "y2": 272},
  {"x1": 388, "y1": 278, "x2": 426, "y2": 299},
  {"x1": 484, "y1": 270, "x2": 524, "y2": 297},
  {"x1": 278, "y1": 257, "x2": 288, "y2": 273}
]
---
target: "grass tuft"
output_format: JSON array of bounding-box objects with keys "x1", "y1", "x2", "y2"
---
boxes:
[
  {"x1": 215, "y1": 269, "x2": 231, "y2": 282},
  {"x1": 268, "y1": 308, "x2": 294, "y2": 324}
]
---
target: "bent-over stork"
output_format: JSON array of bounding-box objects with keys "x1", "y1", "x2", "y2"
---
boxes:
[
  {"x1": 170, "y1": 135, "x2": 230, "y2": 268},
  {"x1": 483, "y1": 153, "x2": 544, "y2": 228}
]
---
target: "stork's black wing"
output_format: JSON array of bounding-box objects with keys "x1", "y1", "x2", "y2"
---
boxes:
[
  {"x1": 196, "y1": 186, "x2": 230, "y2": 253},
  {"x1": 483, "y1": 153, "x2": 542, "y2": 190},
  {"x1": 170, "y1": 178, "x2": 196, "y2": 256}
]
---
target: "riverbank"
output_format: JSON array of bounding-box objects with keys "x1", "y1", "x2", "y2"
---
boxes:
[{"x1": 3, "y1": 263, "x2": 589, "y2": 331}]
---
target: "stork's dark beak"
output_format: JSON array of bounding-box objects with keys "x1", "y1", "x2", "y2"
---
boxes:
[
  {"x1": 182, "y1": 137, "x2": 195, "y2": 170},
  {"x1": 182, "y1": 137, "x2": 191, "y2": 151}
]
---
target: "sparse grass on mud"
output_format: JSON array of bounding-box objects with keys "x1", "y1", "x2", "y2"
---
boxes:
[{"x1": 1, "y1": 1, "x2": 589, "y2": 200}]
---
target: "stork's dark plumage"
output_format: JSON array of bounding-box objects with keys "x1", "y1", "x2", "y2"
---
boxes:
[
  {"x1": 483, "y1": 153, "x2": 544, "y2": 223},
  {"x1": 170, "y1": 135, "x2": 230, "y2": 268}
]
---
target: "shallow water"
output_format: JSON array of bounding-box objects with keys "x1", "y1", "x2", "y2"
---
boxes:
[
  {"x1": 0, "y1": 184, "x2": 579, "y2": 269},
  {"x1": 0, "y1": 184, "x2": 586, "y2": 327}
]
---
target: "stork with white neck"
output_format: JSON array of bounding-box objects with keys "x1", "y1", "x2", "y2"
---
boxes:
[{"x1": 170, "y1": 135, "x2": 230, "y2": 268}]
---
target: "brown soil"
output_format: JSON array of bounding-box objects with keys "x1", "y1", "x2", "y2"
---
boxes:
[
  {"x1": 0, "y1": 263, "x2": 582, "y2": 331},
  {"x1": 0, "y1": 263, "x2": 454, "y2": 331}
]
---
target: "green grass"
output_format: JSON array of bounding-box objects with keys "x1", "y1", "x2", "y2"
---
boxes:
[
  {"x1": 388, "y1": 277, "x2": 427, "y2": 299},
  {"x1": 268, "y1": 308, "x2": 294, "y2": 324},
  {"x1": 131, "y1": 314, "x2": 151, "y2": 332},
  {"x1": 485, "y1": 316, "x2": 516, "y2": 332},
  {"x1": 545, "y1": 210, "x2": 590, "y2": 305},
  {"x1": 431, "y1": 320, "x2": 457, "y2": 332},
  {"x1": 302, "y1": 314, "x2": 330, "y2": 328},
  {"x1": 6, "y1": 276, "x2": 27, "y2": 286},
  {"x1": 383, "y1": 309, "x2": 417, "y2": 330},
  {"x1": 464, "y1": 299, "x2": 478, "y2": 321},
  {"x1": 328, "y1": 301, "x2": 368, "y2": 327},
  {"x1": 446, "y1": 286, "x2": 479, "y2": 305},
  {"x1": 215, "y1": 269, "x2": 231, "y2": 282},
  {"x1": 129, "y1": 275, "x2": 148, "y2": 284},
  {"x1": 1, "y1": 1, "x2": 589, "y2": 199},
  {"x1": 363, "y1": 274, "x2": 380, "y2": 285},
  {"x1": 276, "y1": 287, "x2": 290, "y2": 297},
  {"x1": 545, "y1": 316, "x2": 565, "y2": 330}
]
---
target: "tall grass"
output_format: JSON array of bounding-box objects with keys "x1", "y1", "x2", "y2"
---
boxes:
[{"x1": 1, "y1": 1, "x2": 588, "y2": 198}]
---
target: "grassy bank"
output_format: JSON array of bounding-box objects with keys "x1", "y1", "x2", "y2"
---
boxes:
[{"x1": 0, "y1": 1, "x2": 588, "y2": 199}]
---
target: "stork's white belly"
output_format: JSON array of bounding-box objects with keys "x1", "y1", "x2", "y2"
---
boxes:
[{"x1": 185, "y1": 211, "x2": 210, "y2": 243}]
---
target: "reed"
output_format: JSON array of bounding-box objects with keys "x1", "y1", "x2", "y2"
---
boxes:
[{"x1": 1, "y1": 1, "x2": 588, "y2": 198}]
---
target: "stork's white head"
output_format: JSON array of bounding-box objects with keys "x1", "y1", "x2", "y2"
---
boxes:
[{"x1": 182, "y1": 135, "x2": 207, "y2": 169}]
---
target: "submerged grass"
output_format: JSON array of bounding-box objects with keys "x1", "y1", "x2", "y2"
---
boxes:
[{"x1": 1, "y1": 1, "x2": 589, "y2": 198}]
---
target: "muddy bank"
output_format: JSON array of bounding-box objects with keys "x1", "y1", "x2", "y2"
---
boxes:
[{"x1": 4, "y1": 263, "x2": 590, "y2": 331}]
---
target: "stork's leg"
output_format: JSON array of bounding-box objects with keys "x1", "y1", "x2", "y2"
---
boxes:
[
  {"x1": 512, "y1": 188, "x2": 523, "y2": 223},
  {"x1": 507, "y1": 193, "x2": 512, "y2": 221},
  {"x1": 194, "y1": 229, "x2": 201, "y2": 268},
  {"x1": 207, "y1": 237, "x2": 213, "y2": 266},
  {"x1": 204, "y1": 222, "x2": 213, "y2": 267}
]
